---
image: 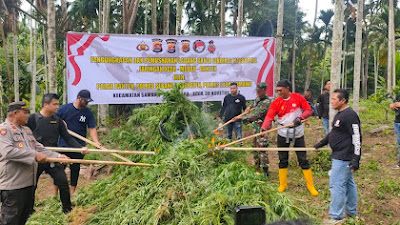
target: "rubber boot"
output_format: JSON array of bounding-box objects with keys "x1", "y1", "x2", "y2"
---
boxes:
[
  {"x1": 277, "y1": 168, "x2": 288, "y2": 192},
  {"x1": 302, "y1": 169, "x2": 319, "y2": 196}
]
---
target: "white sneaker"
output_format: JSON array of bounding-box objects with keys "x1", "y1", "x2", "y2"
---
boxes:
[{"x1": 322, "y1": 218, "x2": 345, "y2": 225}]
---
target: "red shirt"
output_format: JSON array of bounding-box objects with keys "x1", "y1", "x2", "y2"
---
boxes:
[{"x1": 262, "y1": 93, "x2": 312, "y2": 138}]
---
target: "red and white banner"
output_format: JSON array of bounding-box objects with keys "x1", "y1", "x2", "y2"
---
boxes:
[{"x1": 66, "y1": 32, "x2": 275, "y2": 104}]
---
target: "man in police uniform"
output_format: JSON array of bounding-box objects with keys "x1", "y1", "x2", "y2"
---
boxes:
[
  {"x1": 0, "y1": 101, "x2": 69, "y2": 225},
  {"x1": 27, "y1": 94, "x2": 88, "y2": 214},
  {"x1": 232, "y1": 82, "x2": 271, "y2": 176}
]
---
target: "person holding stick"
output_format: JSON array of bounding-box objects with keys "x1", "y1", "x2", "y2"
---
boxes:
[
  {"x1": 27, "y1": 93, "x2": 88, "y2": 213},
  {"x1": 314, "y1": 89, "x2": 361, "y2": 224},
  {"x1": 261, "y1": 80, "x2": 318, "y2": 196},
  {"x1": 57, "y1": 90, "x2": 101, "y2": 195},
  {"x1": 218, "y1": 82, "x2": 247, "y2": 140},
  {"x1": 0, "y1": 101, "x2": 68, "y2": 224},
  {"x1": 232, "y1": 82, "x2": 271, "y2": 176}
]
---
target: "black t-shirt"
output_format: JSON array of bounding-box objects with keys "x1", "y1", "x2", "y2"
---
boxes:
[
  {"x1": 395, "y1": 95, "x2": 400, "y2": 123},
  {"x1": 317, "y1": 92, "x2": 329, "y2": 119},
  {"x1": 27, "y1": 112, "x2": 82, "y2": 148},
  {"x1": 219, "y1": 94, "x2": 246, "y2": 122},
  {"x1": 317, "y1": 107, "x2": 362, "y2": 161}
]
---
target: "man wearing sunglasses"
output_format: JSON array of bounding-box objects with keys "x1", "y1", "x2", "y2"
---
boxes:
[{"x1": 261, "y1": 80, "x2": 318, "y2": 196}]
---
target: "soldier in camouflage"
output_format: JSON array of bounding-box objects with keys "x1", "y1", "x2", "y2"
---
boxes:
[{"x1": 233, "y1": 82, "x2": 271, "y2": 176}]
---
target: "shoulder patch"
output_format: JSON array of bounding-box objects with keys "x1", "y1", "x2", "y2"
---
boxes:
[{"x1": 0, "y1": 129, "x2": 7, "y2": 136}]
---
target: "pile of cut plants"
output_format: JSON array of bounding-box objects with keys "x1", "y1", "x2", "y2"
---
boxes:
[{"x1": 27, "y1": 84, "x2": 312, "y2": 224}]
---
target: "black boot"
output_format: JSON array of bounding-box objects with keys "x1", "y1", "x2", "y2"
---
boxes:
[{"x1": 262, "y1": 167, "x2": 269, "y2": 177}]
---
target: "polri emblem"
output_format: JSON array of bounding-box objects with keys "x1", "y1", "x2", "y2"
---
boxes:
[
  {"x1": 181, "y1": 40, "x2": 190, "y2": 53},
  {"x1": 166, "y1": 39, "x2": 177, "y2": 53},
  {"x1": 137, "y1": 41, "x2": 149, "y2": 51},
  {"x1": 152, "y1": 38, "x2": 163, "y2": 53},
  {"x1": 207, "y1": 40, "x2": 216, "y2": 54},
  {"x1": 18, "y1": 143, "x2": 23, "y2": 148},
  {"x1": 0, "y1": 129, "x2": 6, "y2": 136}
]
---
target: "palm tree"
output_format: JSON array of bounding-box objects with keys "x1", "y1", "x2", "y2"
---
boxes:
[
  {"x1": 12, "y1": 8, "x2": 19, "y2": 101},
  {"x1": 388, "y1": 0, "x2": 395, "y2": 91},
  {"x1": 318, "y1": 9, "x2": 334, "y2": 91},
  {"x1": 163, "y1": 0, "x2": 169, "y2": 34},
  {"x1": 48, "y1": 0, "x2": 57, "y2": 93},
  {"x1": 304, "y1": 0, "x2": 318, "y2": 92},
  {"x1": 152, "y1": 0, "x2": 157, "y2": 34},
  {"x1": 220, "y1": 0, "x2": 226, "y2": 36},
  {"x1": 176, "y1": 0, "x2": 182, "y2": 35},
  {"x1": 353, "y1": 0, "x2": 364, "y2": 114},
  {"x1": 329, "y1": 0, "x2": 345, "y2": 128},
  {"x1": 274, "y1": 0, "x2": 284, "y2": 87}
]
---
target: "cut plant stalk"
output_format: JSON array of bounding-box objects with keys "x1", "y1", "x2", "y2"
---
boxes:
[
  {"x1": 46, "y1": 147, "x2": 156, "y2": 155},
  {"x1": 217, "y1": 121, "x2": 306, "y2": 149},
  {"x1": 67, "y1": 129, "x2": 134, "y2": 163},
  {"x1": 213, "y1": 108, "x2": 254, "y2": 134},
  {"x1": 46, "y1": 158, "x2": 156, "y2": 167},
  {"x1": 223, "y1": 147, "x2": 330, "y2": 151}
]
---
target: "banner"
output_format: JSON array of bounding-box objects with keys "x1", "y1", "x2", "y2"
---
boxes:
[{"x1": 66, "y1": 32, "x2": 275, "y2": 104}]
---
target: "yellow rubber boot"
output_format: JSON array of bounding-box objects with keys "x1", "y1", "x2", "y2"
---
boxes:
[
  {"x1": 277, "y1": 168, "x2": 288, "y2": 192},
  {"x1": 302, "y1": 169, "x2": 319, "y2": 196}
]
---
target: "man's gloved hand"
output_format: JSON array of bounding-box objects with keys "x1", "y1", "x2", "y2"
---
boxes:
[
  {"x1": 292, "y1": 117, "x2": 303, "y2": 127},
  {"x1": 348, "y1": 159, "x2": 360, "y2": 172}
]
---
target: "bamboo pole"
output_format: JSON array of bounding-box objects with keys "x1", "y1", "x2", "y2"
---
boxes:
[
  {"x1": 218, "y1": 121, "x2": 306, "y2": 149},
  {"x1": 67, "y1": 129, "x2": 134, "y2": 163},
  {"x1": 219, "y1": 123, "x2": 294, "y2": 149},
  {"x1": 213, "y1": 108, "x2": 254, "y2": 133},
  {"x1": 223, "y1": 147, "x2": 330, "y2": 151},
  {"x1": 46, "y1": 158, "x2": 156, "y2": 167},
  {"x1": 47, "y1": 147, "x2": 156, "y2": 155}
]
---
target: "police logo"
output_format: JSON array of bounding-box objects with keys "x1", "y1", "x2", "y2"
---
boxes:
[
  {"x1": 207, "y1": 40, "x2": 216, "y2": 54},
  {"x1": 193, "y1": 40, "x2": 205, "y2": 53},
  {"x1": 166, "y1": 39, "x2": 177, "y2": 53},
  {"x1": 0, "y1": 129, "x2": 6, "y2": 136},
  {"x1": 136, "y1": 41, "x2": 149, "y2": 51},
  {"x1": 152, "y1": 38, "x2": 163, "y2": 53},
  {"x1": 181, "y1": 40, "x2": 190, "y2": 53}
]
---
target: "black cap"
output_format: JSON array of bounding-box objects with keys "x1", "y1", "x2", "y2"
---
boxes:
[
  {"x1": 256, "y1": 82, "x2": 267, "y2": 89},
  {"x1": 7, "y1": 101, "x2": 31, "y2": 112},
  {"x1": 77, "y1": 89, "x2": 93, "y2": 102}
]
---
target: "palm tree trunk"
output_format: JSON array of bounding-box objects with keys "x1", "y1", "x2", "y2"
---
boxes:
[
  {"x1": 99, "y1": 0, "x2": 103, "y2": 30},
  {"x1": 220, "y1": 0, "x2": 226, "y2": 36},
  {"x1": 329, "y1": 0, "x2": 345, "y2": 128},
  {"x1": 275, "y1": 0, "x2": 284, "y2": 87},
  {"x1": 363, "y1": 36, "x2": 369, "y2": 98},
  {"x1": 145, "y1": 0, "x2": 149, "y2": 34},
  {"x1": 13, "y1": 9, "x2": 19, "y2": 101},
  {"x1": 42, "y1": 27, "x2": 49, "y2": 92},
  {"x1": 127, "y1": 0, "x2": 140, "y2": 34},
  {"x1": 176, "y1": 0, "x2": 182, "y2": 35},
  {"x1": 341, "y1": 18, "x2": 348, "y2": 88},
  {"x1": 387, "y1": 0, "x2": 394, "y2": 91},
  {"x1": 353, "y1": 0, "x2": 363, "y2": 114},
  {"x1": 30, "y1": 18, "x2": 37, "y2": 113},
  {"x1": 304, "y1": 0, "x2": 318, "y2": 92},
  {"x1": 291, "y1": 0, "x2": 298, "y2": 92},
  {"x1": 163, "y1": 0, "x2": 169, "y2": 35},
  {"x1": 47, "y1": 0, "x2": 57, "y2": 93},
  {"x1": 390, "y1": 0, "x2": 396, "y2": 88},
  {"x1": 237, "y1": 0, "x2": 243, "y2": 37},
  {"x1": 152, "y1": 0, "x2": 157, "y2": 34}
]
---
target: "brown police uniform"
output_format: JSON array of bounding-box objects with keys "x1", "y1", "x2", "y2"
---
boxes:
[{"x1": 0, "y1": 102, "x2": 59, "y2": 225}]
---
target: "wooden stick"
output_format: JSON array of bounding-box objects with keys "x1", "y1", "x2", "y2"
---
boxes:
[
  {"x1": 223, "y1": 147, "x2": 330, "y2": 151},
  {"x1": 218, "y1": 122, "x2": 296, "y2": 149},
  {"x1": 46, "y1": 158, "x2": 156, "y2": 167},
  {"x1": 67, "y1": 129, "x2": 134, "y2": 163},
  {"x1": 213, "y1": 108, "x2": 254, "y2": 133},
  {"x1": 46, "y1": 147, "x2": 155, "y2": 155}
]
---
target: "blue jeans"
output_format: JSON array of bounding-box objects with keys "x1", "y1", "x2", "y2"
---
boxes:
[
  {"x1": 394, "y1": 123, "x2": 400, "y2": 165},
  {"x1": 323, "y1": 118, "x2": 329, "y2": 135},
  {"x1": 226, "y1": 121, "x2": 242, "y2": 140},
  {"x1": 329, "y1": 159, "x2": 358, "y2": 220}
]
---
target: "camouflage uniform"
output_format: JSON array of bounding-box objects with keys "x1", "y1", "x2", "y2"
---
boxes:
[{"x1": 242, "y1": 95, "x2": 271, "y2": 168}]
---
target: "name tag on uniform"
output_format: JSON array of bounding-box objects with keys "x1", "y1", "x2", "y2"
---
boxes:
[{"x1": 50, "y1": 121, "x2": 57, "y2": 124}]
